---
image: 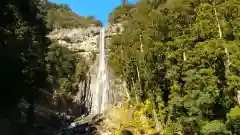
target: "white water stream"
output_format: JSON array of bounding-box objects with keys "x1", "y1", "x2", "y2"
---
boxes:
[{"x1": 91, "y1": 28, "x2": 109, "y2": 115}]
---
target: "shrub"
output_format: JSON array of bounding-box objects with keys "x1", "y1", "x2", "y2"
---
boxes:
[
  {"x1": 226, "y1": 107, "x2": 240, "y2": 135},
  {"x1": 200, "y1": 120, "x2": 231, "y2": 135}
]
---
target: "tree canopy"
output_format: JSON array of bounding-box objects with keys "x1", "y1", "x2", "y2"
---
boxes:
[{"x1": 109, "y1": 0, "x2": 240, "y2": 134}]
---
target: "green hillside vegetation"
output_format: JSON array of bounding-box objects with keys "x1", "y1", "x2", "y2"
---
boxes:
[
  {"x1": 109, "y1": 0, "x2": 240, "y2": 134},
  {"x1": 46, "y1": 2, "x2": 102, "y2": 29},
  {"x1": 46, "y1": 43, "x2": 89, "y2": 113},
  {"x1": 108, "y1": 4, "x2": 135, "y2": 24}
]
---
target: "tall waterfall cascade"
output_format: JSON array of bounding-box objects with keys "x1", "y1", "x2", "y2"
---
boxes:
[{"x1": 91, "y1": 28, "x2": 109, "y2": 115}]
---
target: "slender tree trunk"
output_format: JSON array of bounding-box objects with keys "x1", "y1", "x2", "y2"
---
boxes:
[
  {"x1": 124, "y1": 81, "x2": 131, "y2": 102},
  {"x1": 214, "y1": 6, "x2": 231, "y2": 78},
  {"x1": 224, "y1": 48, "x2": 231, "y2": 75},
  {"x1": 214, "y1": 8, "x2": 222, "y2": 39},
  {"x1": 140, "y1": 34, "x2": 144, "y2": 52},
  {"x1": 213, "y1": 5, "x2": 236, "y2": 107},
  {"x1": 136, "y1": 67, "x2": 143, "y2": 99},
  {"x1": 153, "y1": 109, "x2": 162, "y2": 132},
  {"x1": 137, "y1": 33, "x2": 145, "y2": 100},
  {"x1": 183, "y1": 52, "x2": 186, "y2": 61},
  {"x1": 131, "y1": 77, "x2": 139, "y2": 104}
]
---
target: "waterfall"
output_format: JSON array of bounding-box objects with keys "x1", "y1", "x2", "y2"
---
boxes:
[{"x1": 91, "y1": 28, "x2": 109, "y2": 115}]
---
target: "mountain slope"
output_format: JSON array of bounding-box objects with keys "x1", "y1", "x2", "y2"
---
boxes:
[{"x1": 45, "y1": 2, "x2": 102, "y2": 29}]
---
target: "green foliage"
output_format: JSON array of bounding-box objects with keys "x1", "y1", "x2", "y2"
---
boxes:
[
  {"x1": 201, "y1": 120, "x2": 231, "y2": 135},
  {"x1": 107, "y1": 100, "x2": 159, "y2": 135},
  {"x1": 46, "y1": 44, "x2": 88, "y2": 112},
  {"x1": 226, "y1": 107, "x2": 240, "y2": 135},
  {"x1": 109, "y1": 4, "x2": 135, "y2": 24},
  {"x1": 109, "y1": 0, "x2": 240, "y2": 134}
]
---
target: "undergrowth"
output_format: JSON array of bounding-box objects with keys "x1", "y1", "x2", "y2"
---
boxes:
[{"x1": 103, "y1": 100, "x2": 162, "y2": 135}]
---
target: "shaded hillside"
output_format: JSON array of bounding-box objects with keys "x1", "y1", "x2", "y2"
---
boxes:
[{"x1": 0, "y1": 0, "x2": 102, "y2": 134}]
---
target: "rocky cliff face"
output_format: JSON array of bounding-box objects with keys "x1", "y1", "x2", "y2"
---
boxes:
[
  {"x1": 47, "y1": 26, "x2": 101, "y2": 63},
  {"x1": 47, "y1": 23, "x2": 126, "y2": 116}
]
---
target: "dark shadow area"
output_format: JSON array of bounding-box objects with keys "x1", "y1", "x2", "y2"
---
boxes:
[
  {"x1": 0, "y1": 0, "x2": 52, "y2": 134},
  {"x1": 0, "y1": 0, "x2": 95, "y2": 134},
  {"x1": 120, "y1": 130, "x2": 134, "y2": 135},
  {"x1": 71, "y1": 104, "x2": 89, "y2": 117}
]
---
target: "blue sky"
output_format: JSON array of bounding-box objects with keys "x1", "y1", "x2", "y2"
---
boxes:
[{"x1": 49, "y1": 0, "x2": 137, "y2": 27}]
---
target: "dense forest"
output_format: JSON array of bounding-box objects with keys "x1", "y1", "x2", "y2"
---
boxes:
[
  {"x1": 109, "y1": 0, "x2": 240, "y2": 134},
  {"x1": 0, "y1": 0, "x2": 100, "y2": 134}
]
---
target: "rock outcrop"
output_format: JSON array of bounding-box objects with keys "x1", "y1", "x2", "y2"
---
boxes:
[
  {"x1": 47, "y1": 25, "x2": 101, "y2": 115},
  {"x1": 47, "y1": 25, "x2": 101, "y2": 62}
]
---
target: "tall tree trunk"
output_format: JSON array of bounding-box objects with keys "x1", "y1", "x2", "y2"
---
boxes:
[
  {"x1": 131, "y1": 77, "x2": 139, "y2": 104},
  {"x1": 214, "y1": 5, "x2": 234, "y2": 118},
  {"x1": 124, "y1": 81, "x2": 131, "y2": 102},
  {"x1": 153, "y1": 109, "x2": 162, "y2": 132},
  {"x1": 214, "y1": 8, "x2": 222, "y2": 39},
  {"x1": 136, "y1": 67, "x2": 143, "y2": 99},
  {"x1": 214, "y1": 6, "x2": 230, "y2": 85},
  {"x1": 140, "y1": 34, "x2": 144, "y2": 53},
  {"x1": 137, "y1": 33, "x2": 146, "y2": 100}
]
